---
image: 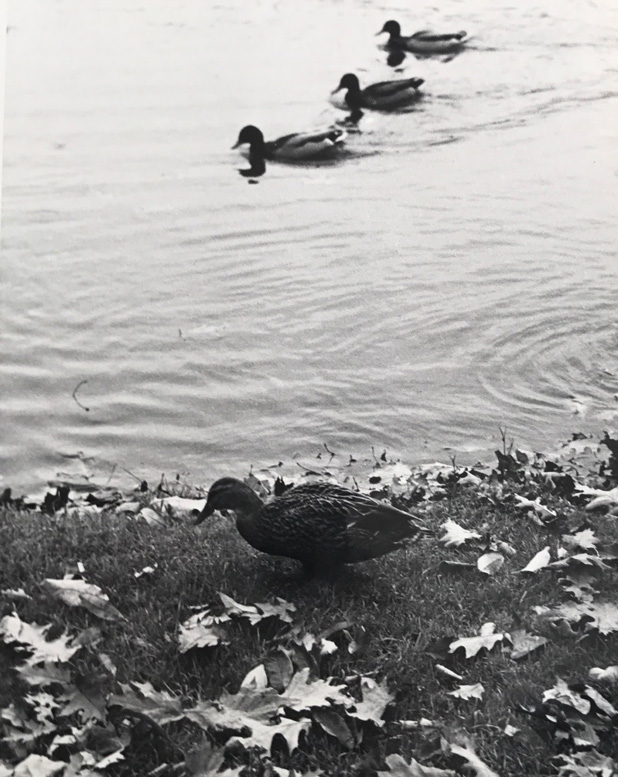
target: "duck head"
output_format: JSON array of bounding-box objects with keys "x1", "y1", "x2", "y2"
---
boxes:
[
  {"x1": 195, "y1": 477, "x2": 263, "y2": 524},
  {"x1": 332, "y1": 73, "x2": 361, "y2": 94},
  {"x1": 232, "y1": 125, "x2": 265, "y2": 151},
  {"x1": 378, "y1": 20, "x2": 401, "y2": 38}
]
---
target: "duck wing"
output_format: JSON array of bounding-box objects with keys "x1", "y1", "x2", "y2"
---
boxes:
[
  {"x1": 276, "y1": 483, "x2": 429, "y2": 563},
  {"x1": 411, "y1": 30, "x2": 467, "y2": 42},
  {"x1": 267, "y1": 129, "x2": 346, "y2": 159},
  {"x1": 363, "y1": 78, "x2": 424, "y2": 99}
]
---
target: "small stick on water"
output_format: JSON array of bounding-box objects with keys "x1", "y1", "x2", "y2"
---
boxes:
[
  {"x1": 323, "y1": 442, "x2": 336, "y2": 460},
  {"x1": 72, "y1": 380, "x2": 90, "y2": 412}
]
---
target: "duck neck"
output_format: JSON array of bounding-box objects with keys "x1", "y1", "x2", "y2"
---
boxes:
[{"x1": 230, "y1": 482, "x2": 264, "y2": 520}]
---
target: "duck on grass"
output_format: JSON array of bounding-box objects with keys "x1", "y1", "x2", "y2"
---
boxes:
[{"x1": 196, "y1": 476, "x2": 430, "y2": 577}]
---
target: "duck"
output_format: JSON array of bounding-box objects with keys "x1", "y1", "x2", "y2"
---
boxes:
[
  {"x1": 331, "y1": 73, "x2": 424, "y2": 113},
  {"x1": 195, "y1": 477, "x2": 431, "y2": 575},
  {"x1": 232, "y1": 125, "x2": 347, "y2": 162},
  {"x1": 378, "y1": 20, "x2": 468, "y2": 55}
]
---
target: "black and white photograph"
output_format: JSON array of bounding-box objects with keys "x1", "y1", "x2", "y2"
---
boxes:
[{"x1": 1, "y1": 1, "x2": 618, "y2": 775}]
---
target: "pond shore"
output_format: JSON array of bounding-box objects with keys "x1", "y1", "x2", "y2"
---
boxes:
[{"x1": 1, "y1": 435, "x2": 617, "y2": 776}]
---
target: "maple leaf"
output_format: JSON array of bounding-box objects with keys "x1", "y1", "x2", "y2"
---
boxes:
[
  {"x1": 448, "y1": 683, "x2": 484, "y2": 700},
  {"x1": 477, "y1": 552, "x2": 504, "y2": 576},
  {"x1": 439, "y1": 520, "x2": 481, "y2": 547},
  {"x1": 0, "y1": 613, "x2": 81, "y2": 664},
  {"x1": 16, "y1": 662, "x2": 71, "y2": 688},
  {"x1": 449, "y1": 623, "x2": 507, "y2": 659},
  {"x1": 108, "y1": 681, "x2": 185, "y2": 725},
  {"x1": 11, "y1": 754, "x2": 65, "y2": 777},
  {"x1": 179, "y1": 610, "x2": 230, "y2": 652},
  {"x1": 449, "y1": 742, "x2": 500, "y2": 777},
  {"x1": 184, "y1": 739, "x2": 237, "y2": 776},
  {"x1": 346, "y1": 677, "x2": 392, "y2": 726},
  {"x1": 277, "y1": 668, "x2": 351, "y2": 713},
  {"x1": 60, "y1": 671, "x2": 108, "y2": 722},
  {"x1": 546, "y1": 601, "x2": 618, "y2": 635},
  {"x1": 520, "y1": 546, "x2": 551, "y2": 573},
  {"x1": 42, "y1": 577, "x2": 126, "y2": 622},
  {"x1": 219, "y1": 592, "x2": 296, "y2": 626},
  {"x1": 24, "y1": 691, "x2": 59, "y2": 723},
  {"x1": 548, "y1": 553, "x2": 610, "y2": 572},
  {"x1": 508, "y1": 629, "x2": 548, "y2": 660},
  {"x1": 543, "y1": 679, "x2": 591, "y2": 715},
  {"x1": 378, "y1": 753, "x2": 457, "y2": 776},
  {"x1": 555, "y1": 750, "x2": 618, "y2": 776},
  {"x1": 514, "y1": 495, "x2": 557, "y2": 521},
  {"x1": 562, "y1": 529, "x2": 599, "y2": 551}
]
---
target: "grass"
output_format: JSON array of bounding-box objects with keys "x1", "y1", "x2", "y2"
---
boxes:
[{"x1": 1, "y1": 448, "x2": 618, "y2": 776}]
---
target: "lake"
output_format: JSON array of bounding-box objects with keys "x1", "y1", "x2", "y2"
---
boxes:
[{"x1": 2, "y1": 0, "x2": 618, "y2": 494}]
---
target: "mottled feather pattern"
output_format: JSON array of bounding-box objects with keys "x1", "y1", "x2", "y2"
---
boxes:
[{"x1": 198, "y1": 477, "x2": 429, "y2": 571}]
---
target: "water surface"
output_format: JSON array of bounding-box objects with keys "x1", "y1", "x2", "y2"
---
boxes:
[{"x1": 2, "y1": 0, "x2": 618, "y2": 491}]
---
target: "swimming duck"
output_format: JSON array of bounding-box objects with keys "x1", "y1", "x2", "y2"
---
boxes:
[
  {"x1": 331, "y1": 73, "x2": 424, "y2": 112},
  {"x1": 195, "y1": 477, "x2": 430, "y2": 575},
  {"x1": 378, "y1": 20, "x2": 468, "y2": 55},
  {"x1": 232, "y1": 125, "x2": 346, "y2": 162}
]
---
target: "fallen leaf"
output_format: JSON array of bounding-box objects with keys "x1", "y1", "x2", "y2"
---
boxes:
[
  {"x1": 179, "y1": 611, "x2": 230, "y2": 652},
  {"x1": 508, "y1": 629, "x2": 548, "y2": 660},
  {"x1": 378, "y1": 753, "x2": 457, "y2": 776},
  {"x1": 449, "y1": 623, "x2": 506, "y2": 659},
  {"x1": 1, "y1": 588, "x2": 32, "y2": 601},
  {"x1": 562, "y1": 529, "x2": 599, "y2": 551},
  {"x1": 312, "y1": 707, "x2": 355, "y2": 748},
  {"x1": 588, "y1": 665, "x2": 618, "y2": 684},
  {"x1": 439, "y1": 520, "x2": 481, "y2": 547},
  {"x1": 109, "y1": 681, "x2": 185, "y2": 725},
  {"x1": 520, "y1": 546, "x2": 551, "y2": 574},
  {"x1": 514, "y1": 495, "x2": 557, "y2": 520},
  {"x1": 477, "y1": 552, "x2": 504, "y2": 576},
  {"x1": 448, "y1": 683, "x2": 484, "y2": 700},
  {"x1": 138, "y1": 506, "x2": 165, "y2": 526},
  {"x1": 12, "y1": 754, "x2": 65, "y2": 777},
  {"x1": 42, "y1": 577, "x2": 125, "y2": 622},
  {"x1": 543, "y1": 678, "x2": 590, "y2": 715},
  {"x1": 0, "y1": 613, "x2": 81, "y2": 664},
  {"x1": 346, "y1": 677, "x2": 392, "y2": 726},
  {"x1": 449, "y1": 742, "x2": 500, "y2": 777}
]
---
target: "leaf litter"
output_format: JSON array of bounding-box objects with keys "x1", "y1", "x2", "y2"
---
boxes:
[{"x1": 2, "y1": 437, "x2": 618, "y2": 775}]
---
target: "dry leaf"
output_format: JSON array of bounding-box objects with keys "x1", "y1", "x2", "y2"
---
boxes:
[
  {"x1": 12, "y1": 754, "x2": 65, "y2": 777},
  {"x1": 378, "y1": 753, "x2": 457, "y2": 776},
  {"x1": 179, "y1": 611, "x2": 230, "y2": 652},
  {"x1": 588, "y1": 665, "x2": 618, "y2": 684},
  {"x1": 0, "y1": 613, "x2": 81, "y2": 664},
  {"x1": 477, "y1": 552, "x2": 504, "y2": 576},
  {"x1": 312, "y1": 708, "x2": 355, "y2": 748},
  {"x1": 448, "y1": 683, "x2": 484, "y2": 700},
  {"x1": 449, "y1": 624, "x2": 506, "y2": 659},
  {"x1": 42, "y1": 577, "x2": 125, "y2": 622},
  {"x1": 520, "y1": 546, "x2": 551, "y2": 573},
  {"x1": 508, "y1": 629, "x2": 548, "y2": 660},
  {"x1": 439, "y1": 520, "x2": 481, "y2": 547},
  {"x1": 449, "y1": 743, "x2": 500, "y2": 777}
]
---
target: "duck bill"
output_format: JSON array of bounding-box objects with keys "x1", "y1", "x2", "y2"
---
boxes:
[
  {"x1": 331, "y1": 86, "x2": 343, "y2": 94},
  {"x1": 194, "y1": 503, "x2": 215, "y2": 525},
  {"x1": 231, "y1": 141, "x2": 241, "y2": 150}
]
